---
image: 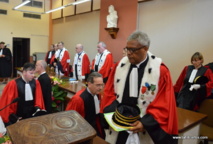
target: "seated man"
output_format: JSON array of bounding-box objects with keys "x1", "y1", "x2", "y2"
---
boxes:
[
  {"x1": 66, "y1": 72, "x2": 105, "y2": 138},
  {"x1": 0, "y1": 63, "x2": 45, "y2": 126}
]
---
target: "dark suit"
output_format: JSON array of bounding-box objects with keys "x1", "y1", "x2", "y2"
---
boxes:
[{"x1": 38, "y1": 73, "x2": 52, "y2": 113}]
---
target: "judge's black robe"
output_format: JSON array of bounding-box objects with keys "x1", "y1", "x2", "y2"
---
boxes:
[
  {"x1": 66, "y1": 89, "x2": 105, "y2": 139},
  {"x1": 0, "y1": 77, "x2": 45, "y2": 124},
  {"x1": 0, "y1": 47, "x2": 12, "y2": 77},
  {"x1": 38, "y1": 73, "x2": 52, "y2": 113}
]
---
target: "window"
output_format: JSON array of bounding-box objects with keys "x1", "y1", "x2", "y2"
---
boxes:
[
  {"x1": 23, "y1": 13, "x2": 41, "y2": 19},
  {"x1": 0, "y1": 9, "x2": 7, "y2": 15},
  {"x1": 0, "y1": 0, "x2": 9, "y2": 3},
  {"x1": 23, "y1": 0, "x2": 43, "y2": 8}
]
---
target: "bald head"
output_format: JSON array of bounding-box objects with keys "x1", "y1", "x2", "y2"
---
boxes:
[
  {"x1": 35, "y1": 60, "x2": 47, "y2": 74},
  {"x1": 75, "y1": 44, "x2": 83, "y2": 53}
]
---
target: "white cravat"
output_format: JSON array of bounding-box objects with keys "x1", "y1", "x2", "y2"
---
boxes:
[
  {"x1": 94, "y1": 95, "x2": 100, "y2": 114},
  {"x1": 126, "y1": 131, "x2": 140, "y2": 144},
  {"x1": 188, "y1": 69, "x2": 198, "y2": 83},
  {"x1": 48, "y1": 51, "x2": 52, "y2": 58},
  {"x1": 129, "y1": 67, "x2": 138, "y2": 98},
  {"x1": 25, "y1": 83, "x2": 33, "y2": 101}
]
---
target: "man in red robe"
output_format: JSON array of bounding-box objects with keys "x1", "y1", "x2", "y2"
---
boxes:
[
  {"x1": 100, "y1": 31, "x2": 178, "y2": 144},
  {"x1": 91, "y1": 42, "x2": 113, "y2": 83},
  {"x1": 73, "y1": 44, "x2": 90, "y2": 81},
  {"x1": 0, "y1": 63, "x2": 45, "y2": 126},
  {"x1": 50, "y1": 42, "x2": 70, "y2": 76},
  {"x1": 66, "y1": 72, "x2": 105, "y2": 138}
]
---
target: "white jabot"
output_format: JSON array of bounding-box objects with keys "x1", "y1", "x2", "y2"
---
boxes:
[
  {"x1": 87, "y1": 88, "x2": 100, "y2": 114},
  {"x1": 25, "y1": 83, "x2": 33, "y2": 101},
  {"x1": 126, "y1": 131, "x2": 140, "y2": 144},
  {"x1": 129, "y1": 67, "x2": 138, "y2": 98},
  {"x1": 0, "y1": 49, "x2": 2, "y2": 55},
  {"x1": 48, "y1": 51, "x2": 52, "y2": 58},
  {"x1": 94, "y1": 95, "x2": 100, "y2": 114},
  {"x1": 188, "y1": 69, "x2": 198, "y2": 83}
]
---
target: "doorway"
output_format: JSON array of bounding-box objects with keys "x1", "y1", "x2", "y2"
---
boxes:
[{"x1": 13, "y1": 38, "x2": 30, "y2": 77}]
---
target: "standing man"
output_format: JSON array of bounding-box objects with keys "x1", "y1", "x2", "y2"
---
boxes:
[
  {"x1": 73, "y1": 44, "x2": 90, "y2": 81},
  {"x1": 45, "y1": 44, "x2": 55, "y2": 65},
  {"x1": 91, "y1": 41, "x2": 113, "y2": 83},
  {"x1": 35, "y1": 60, "x2": 52, "y2": 113},
  {"x1": 0, "y1": 63, "x2": 45, "y2": 126},
  {"x1": 101, "y1": 31, "x2": 178, "y2": 144},
  {"x1": 51, "y1": 42, "x2": 70, "y2": 76},
  {"x1": 0, "y1": 41, "x2": 12, "y2": 84},
  {"x1": 66, "y1": 72, "x2": 105, "y2": 139}
]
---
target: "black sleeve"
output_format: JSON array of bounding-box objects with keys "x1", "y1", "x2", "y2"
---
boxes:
[
  {"x1": 141, "y1": 114, "x2": 178, "y2": 144},
  {"x1": 38, "y1": 75, "x2": 52, "y2": 113}
]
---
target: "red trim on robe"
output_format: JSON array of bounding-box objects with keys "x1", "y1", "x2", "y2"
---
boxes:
[
  {"x1": 0, "y1": 79, "x2": 45, "y2": 123},
  {"x1": 92, "y1": 53, "x2": 114, "y2": 79},
  {"x1": 100, "y1": 63, "x2": 178, "y2": 135},
  {"x1": 174, "y1": 66, "x2": 213, "y2": 97},
  {"x1": 65, "y1": 89, "x2": 85, "y2": 117}
]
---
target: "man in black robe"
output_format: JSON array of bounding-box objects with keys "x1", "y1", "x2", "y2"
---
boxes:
[
  {"x1": 65, "y1": 72, "x2": 105, "y2": 139},
  {"x1": 0, "y1": 63, "x2": 45, "y2": 126},
  {"x1": 35, "y1": 60, "x2": 52, "y2": 113},
  {"x1": 0, "y1": 41, "x2": 12, "y2": 84}
]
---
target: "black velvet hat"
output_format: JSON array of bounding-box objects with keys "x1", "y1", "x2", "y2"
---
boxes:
[
  {"x1": 112, "y1": 104, "x2": 140, "y2": 128},
  {"x1": 194, "y1": 76, "x2": 209, "y2": 85}
]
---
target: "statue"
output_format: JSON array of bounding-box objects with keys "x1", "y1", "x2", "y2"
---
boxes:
[{"x1": 106, "y1": 5, "x2": 118, "y2": 28}]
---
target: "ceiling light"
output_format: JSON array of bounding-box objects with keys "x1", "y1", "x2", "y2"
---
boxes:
[
  {"x1": 13, "y1": 0, "x2": 31, "y2": 10},
  {"x1": 45, "y1": 6, "x2": 65, "y2": 14},
  {"x1": 72, "y1": 0, "x2": 91, "y2": 5}
]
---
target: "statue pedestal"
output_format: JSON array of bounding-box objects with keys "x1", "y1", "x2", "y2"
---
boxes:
[{"x1": 105, "y1": 27, "x2": 119, "y2": 39}]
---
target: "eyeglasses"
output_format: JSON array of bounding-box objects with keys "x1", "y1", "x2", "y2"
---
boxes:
[
  {"x1": 95, "y1": 84, "x2": 105, "y2": 88},
  {"x1": 123, "y1": 46, "x2": 145, "y2": 53}
]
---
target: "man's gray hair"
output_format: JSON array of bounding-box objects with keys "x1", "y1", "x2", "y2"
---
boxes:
[
  {"x1": 127, "y1": 31, "x2": 150, "y2": 47},
  {"x1": 98, "y1": 41, "x2": 106, "y2": 48},
  {"x1": 87, "y1": 72, "x2": 102, "y2": 83},
  {"x1": 40, "y1": 60, "x2": 47, "y2": 70}
]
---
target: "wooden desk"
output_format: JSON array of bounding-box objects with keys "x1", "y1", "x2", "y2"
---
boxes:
[{"x1": 177, "y1": 108, "x2": 207, "y2": 144}]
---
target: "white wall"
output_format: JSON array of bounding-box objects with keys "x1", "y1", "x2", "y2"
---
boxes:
[
  {"x1": 0, "y1": 0, "x2": 50, "y2": 55},
  {"x1": 138, "y1": 0, "x2": 213, "y2": 82},
  {"x1": 52, "y1": 11, "x2": 100, "y2": 63}
]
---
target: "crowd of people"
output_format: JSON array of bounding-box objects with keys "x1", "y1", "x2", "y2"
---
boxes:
[{"x1": 0, "y1": 30, "x2": 213, "y2": 144}]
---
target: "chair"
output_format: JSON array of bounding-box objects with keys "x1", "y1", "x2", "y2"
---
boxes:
[{"x1": 198, "y1": 99, "x2": 213, "y2": 144}]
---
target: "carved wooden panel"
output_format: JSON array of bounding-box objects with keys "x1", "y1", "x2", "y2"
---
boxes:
[
  {"x1": 63, "y1": 0, "x2": 75, "y2": 17},
  {"x1": 52, "y1": 0, "x2": 63, "y2": 19},
  {"x1": 93, "y1": 0, "x2": 100, "y2": 10},
  {"x1": 76, "y1": 0, "x2": 91, "y2": 14},
  {"x1": 7, "y1": 111, "x2": 96, "y2": 144}
]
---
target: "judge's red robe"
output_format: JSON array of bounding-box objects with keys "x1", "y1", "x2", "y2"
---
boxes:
[
  {"x1": 50, "y1": 49, "x2": 70, "y2": 76},
  {"x1": 174, "y1": 65, "x2": 213, "y2": 110},
  {"x1": 0, "y1": 79, "x2": 45, "y2": 123},
  {"x1": 100, "y1": 54, "x2": 178, "y2": 143},
  {"x1": 65, "y1": 89, "x2": 104, "y2": 138},
  {"x1": 73, "y1": 52, "x2": 90, "y2": 80},
  {"x1": 91, "y1": 53, "x2": 113, "y2": 82}
]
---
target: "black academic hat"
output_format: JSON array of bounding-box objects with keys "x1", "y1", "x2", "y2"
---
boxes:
[
  {"x1": 0, "y1": 41, "x2": 5, "y2": 44},
  {"x1": 194, "y1": 76, "x2": 209, "y2": 85},
  {"x1": 112, "y1": 104, "x2": 140, "y2": 128}
]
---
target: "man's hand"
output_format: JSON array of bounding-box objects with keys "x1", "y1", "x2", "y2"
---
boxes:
[
  {"x1": 129, "y1": 120, "x2": 144, "y2": 133},
  {"x1": 189, "y1": 84, "x2": 201, "y2": 91}
]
